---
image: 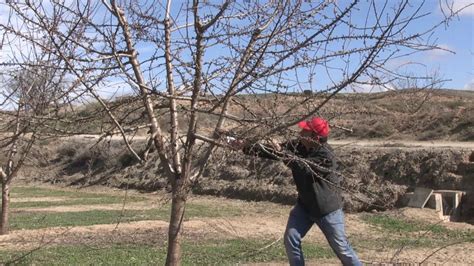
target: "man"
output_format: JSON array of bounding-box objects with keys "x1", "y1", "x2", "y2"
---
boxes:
[{"x1": 230, "y1": 117, "x2": 361, "y2": 266}]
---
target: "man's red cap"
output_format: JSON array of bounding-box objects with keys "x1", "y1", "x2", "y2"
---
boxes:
[{"x1": 298, "y1": 117, "x2": 330, "y2": 137}]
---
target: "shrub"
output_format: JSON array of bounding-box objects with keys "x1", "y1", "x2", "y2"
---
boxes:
[{"x1": 118, "y1": 152, "x2": 140, "y2": 168}]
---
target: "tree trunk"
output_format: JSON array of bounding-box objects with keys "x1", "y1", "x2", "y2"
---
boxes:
[
  {"x1": 165, "y1": 178, "x2": 187, "y2": 266},
  {"x1": 0, "y1": 181, "x2": 10, "y2": 235}
]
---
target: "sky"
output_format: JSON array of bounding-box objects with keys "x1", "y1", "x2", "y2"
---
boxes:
[
  {"x1": 335, "y1": 0, "x2": 474, "y2": 92},
  {"x1": 413, "y1": 0, "x2": 474, "y2": 90},
  {"x1": 0, "y1": 0, "x2": 473, "y2": 99}
]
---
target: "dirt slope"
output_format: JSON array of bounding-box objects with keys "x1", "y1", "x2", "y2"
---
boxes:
[{"x1": 21, "y1": 137, "x2": 474, "y2": 222}]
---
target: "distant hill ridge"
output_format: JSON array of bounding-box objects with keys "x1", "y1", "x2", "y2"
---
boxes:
[
  {"x1": 319, "y1": 89, "x2": 474, "y2": 141},
  {"x1": 2, "y1": 89, "x2": 472, "y2": 141}
]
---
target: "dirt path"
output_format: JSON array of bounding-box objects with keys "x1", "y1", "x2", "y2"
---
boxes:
[
  {"x1": 11, "y1": 197, "x2": 70, "y2": 203},
  {"x1": 72, "y1": 134, "x2": 474, "y2": 149},
  {"x1": 12, "y1": 202, "x2": 161, "y2": 213},
  {"x1": 0, "y1": 216, "x2": 288, "y2": 250},
  {"x1": 330, "y1": 139, "x2": 474, "y2": 149}
]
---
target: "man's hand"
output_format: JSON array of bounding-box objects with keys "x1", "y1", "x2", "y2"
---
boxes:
[
  {"x1": 269, "y1": 139, "x2": 282, "y2": 152},
  {"x1": 226, "y1": 136, "x2": 246, "y2": 150}
]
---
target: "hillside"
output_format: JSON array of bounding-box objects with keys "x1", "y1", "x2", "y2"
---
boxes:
[
  {"x1": 3, "y1": 89, "x2": 474, "y2": 221},
  {"x1": 18, "y1": 135, "x2": 474, "y2": 222},
  {"x1": 326, "y1": 89, "x2": 474, "y2": 140},
  {"x1": 48, "y1": 89, "x2": 474, "y2": 141}
]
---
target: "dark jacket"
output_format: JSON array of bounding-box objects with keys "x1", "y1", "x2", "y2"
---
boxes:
[{"x1": 243, "y1": 140, "x2": 342, "y2": 218}]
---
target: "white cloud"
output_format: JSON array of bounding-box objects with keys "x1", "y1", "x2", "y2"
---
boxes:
[
  {"x1": 0, "y1": 4, "x2": 32, "y2": 63},
  {"x1": 0, "y1": 3, "x2": 10, "y2": 21},
  {"x1": 464, "y1": 80, "x2": 474, "y2": 90},
  {"x1": 439, "y1": 0, "x2": 474, "y2": 16},
  {"x1": 343, "y1": 82, "x2": 393, "y2": 93},
  {"x1": 95, "y1": 80, "x2": 136, "y2": 100},
  {"x1": 427, "y1": 44, "x2": 455, "y2": 60},
  {"x1": 453, "y1": 0, "x2": 474, "y2": 16}
]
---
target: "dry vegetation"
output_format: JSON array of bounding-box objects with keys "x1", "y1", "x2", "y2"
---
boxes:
[{"x1": 51, "y1": 89, "x2": 474, "y2": 141}]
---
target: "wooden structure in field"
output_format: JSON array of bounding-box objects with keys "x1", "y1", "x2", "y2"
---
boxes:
[{"x1": 408, "y1": 187, "x2": 466, "y2": 222}]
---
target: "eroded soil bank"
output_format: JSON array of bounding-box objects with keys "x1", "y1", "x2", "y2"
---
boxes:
[{"x1": 22, "y1": 139, "x2": 474, "y2": 221}]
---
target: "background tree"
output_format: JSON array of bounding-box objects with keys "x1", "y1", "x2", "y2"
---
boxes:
[
  {"x1": 1, "y1": 0, "x2": 466, "y2": 264},
  {"x1": 0, "y1": 61, "x2": 73, "y2": 234}
]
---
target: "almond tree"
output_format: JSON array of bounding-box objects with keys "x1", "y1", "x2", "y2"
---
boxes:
[
  {"x1": 0, "y1": 62, "x2": 73, "y2": 234},
  {"x1": 1, "y1": 0, "x2": 465, "y2": 263}
]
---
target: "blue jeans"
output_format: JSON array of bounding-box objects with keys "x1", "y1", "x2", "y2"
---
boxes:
[{"x1": 284, "y1": 203, "x2": 361, "y2": 266}]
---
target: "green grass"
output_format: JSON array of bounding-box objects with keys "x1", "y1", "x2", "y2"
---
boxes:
[
  {"x1": 10, "y1": 185, "x2": 474, "y2": 264},
  {"x1": 0, "y1": 239, "x2": 334, "y2": 265},
  {"x1": 9, "y1": 209, "x2": 162, "y2": 230},
  {"x1": 361, "y1": 214, "x2": 474, "y2": 248},
  {"x1": 7, "y1": 186, "x2": 147, "y2": 208},
  {"x1": 0, "y1": 245, "x2": 163, "y2": 266},
  {"x1": 354, "y1": 235, "x2": 442, "y2": 249},
  {"x1": 10, "y1": 186, "x2": 240, "y2": 214},
  {"x1": 10, "y1": 186, "x2": 140, "y2": 199},
  {"x1": 9, "y1": 203, "x2": 241, "y2": 230},
  {"x1": 4, "y1": 185, "x2": 242, "y2": 230},
  {"x1": 10, "y1": 197, "x2": 145, "y2": 209},
  {"x1": 184, "y1": 238, "x2": 334, "y2": 264},
  {"x1": 363, "y1": 214, "x2": 448, "y2": 234}
]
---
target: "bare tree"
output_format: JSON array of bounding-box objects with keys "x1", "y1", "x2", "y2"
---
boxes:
[
  {"x1": 1, "y1": 0, "x2": 466, "y2": 263},
  {"x1": 0, "y1": 62, "x2": 71, "y2": 234}
]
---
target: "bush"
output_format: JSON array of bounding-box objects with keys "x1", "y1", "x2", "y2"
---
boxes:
[
  {"x1": 57, "y1": 146, "x2": 77, "y2": 158},
  {"x1": 118, "y1": 152, "x2": 140, "y2": 168},
  {"x1": 354, "y1": 121, "x2": 396, "y2": 139}
]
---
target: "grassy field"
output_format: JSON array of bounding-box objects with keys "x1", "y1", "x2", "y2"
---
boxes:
[
  {"x1": 0, "y1": 185, "x2": 473, "y2": 265},
  {"x1": 0, "y1": 240, "x2": 335, "y2": 265}
]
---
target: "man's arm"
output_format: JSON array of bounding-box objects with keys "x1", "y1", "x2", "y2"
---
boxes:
[
  {"x1": 242, "y1": 142, "x2": 284, "y2": 161},
  {"x1": 229, "y1": 138, "x2": 297, "y2": 161}
]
